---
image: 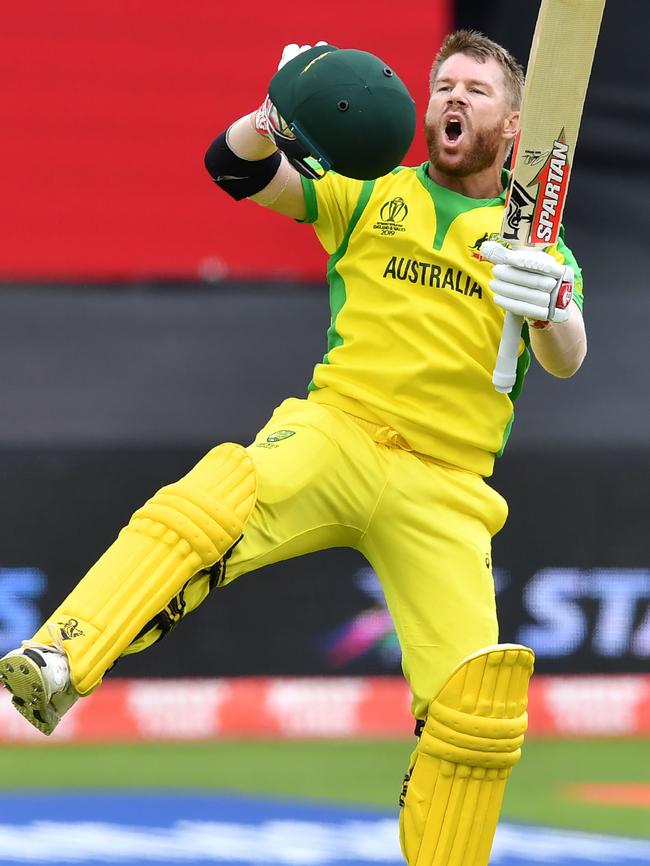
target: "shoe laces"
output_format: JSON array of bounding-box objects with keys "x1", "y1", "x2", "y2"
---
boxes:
[
  {"x1": 20, "y1": 625, "x2": 71, "y2": 696},
  {"x1": 46, "y1": 623, "x2": 66, "y2": 653}
]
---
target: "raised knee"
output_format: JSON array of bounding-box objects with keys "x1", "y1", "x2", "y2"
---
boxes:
[{"x1": 130, "y1": 442, "x2": 257, "y2": 568}]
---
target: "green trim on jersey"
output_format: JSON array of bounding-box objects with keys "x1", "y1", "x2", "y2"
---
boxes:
[
  {"x1": 301, "y1": 174, "x2": 319, "y2": 224},
  {"x1": 307, "y1": 179, "x2": 377, "y2": 391},
  {"x1": 416, "y1": 164, "x2": 507, "y2": 250}
]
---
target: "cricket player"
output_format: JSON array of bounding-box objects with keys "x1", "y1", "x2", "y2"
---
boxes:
[{"x1": 0, "y1": 33, "x2": 586, "y2": 866}]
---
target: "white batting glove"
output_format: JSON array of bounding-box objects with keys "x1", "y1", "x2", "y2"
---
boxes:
[
  {"x1": 277, "y1": 42, "x2": 327, "y2": 70},
  {"x1": 254, "y1": 42, "x2": 328, "y2": 144},
  {"x1": 480, "y1": 241, "x2": 574, "y2": 329}
]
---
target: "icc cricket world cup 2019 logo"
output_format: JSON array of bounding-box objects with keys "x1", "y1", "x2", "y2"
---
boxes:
[
  {"x1": 380, "y1": 197, "x2": 408, "y2": 223},
  {"x1": 374, "y1": 197, "x2": 408, "y2": 236}
]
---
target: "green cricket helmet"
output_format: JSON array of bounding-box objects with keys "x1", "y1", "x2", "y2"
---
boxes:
[{"x1": 268, "y1": 44, "x2": 416, "y2": 181}]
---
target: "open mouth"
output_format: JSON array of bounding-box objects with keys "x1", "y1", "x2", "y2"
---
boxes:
[{"x1": 443, "y1": 118, "x2": 464, "y2": 145}]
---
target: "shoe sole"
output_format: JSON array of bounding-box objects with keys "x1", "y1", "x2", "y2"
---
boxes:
[{"x1": 0, "y1": 654, "x2": 58, "y2": 735}]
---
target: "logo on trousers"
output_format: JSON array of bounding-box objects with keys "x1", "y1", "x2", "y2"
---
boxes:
[{"x1": 266, "y1": 430, "x2": 295, "y2": 443}]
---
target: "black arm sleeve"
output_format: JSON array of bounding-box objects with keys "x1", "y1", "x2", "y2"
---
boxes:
[{"x1": 204, "y1": 131, "x2": 282, "y2": 201}]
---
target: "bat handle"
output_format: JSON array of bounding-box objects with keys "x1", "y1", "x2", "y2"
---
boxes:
[{"x1": 493, "y1": 311, "x2": 524, "y2": 393}]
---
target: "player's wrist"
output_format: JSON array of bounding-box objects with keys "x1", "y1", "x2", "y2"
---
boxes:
[{"x1": 226, "y1": 114, "x2": 278, "y2": 161}]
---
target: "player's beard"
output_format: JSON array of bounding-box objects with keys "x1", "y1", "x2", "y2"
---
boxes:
[{"x1": 425, "y1": 115, "x2": 505, "y2": 177}]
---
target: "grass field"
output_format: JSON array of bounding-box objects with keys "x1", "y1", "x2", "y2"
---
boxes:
[{"x1": 1, "y1": 738, "x2": 648, "y2": 838}]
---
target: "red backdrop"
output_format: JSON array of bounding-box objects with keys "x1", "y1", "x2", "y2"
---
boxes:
[{"x1": 0, "y1": 1, "x2": 451, "y2": 280}]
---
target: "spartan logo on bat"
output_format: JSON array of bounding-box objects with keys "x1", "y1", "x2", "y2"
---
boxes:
[
  {"x1": 504, "y1": 130, "x2": 571, "y2": 245},
  {"x1": 529, "y1": 131, "x2": 571, "y2": 244}
]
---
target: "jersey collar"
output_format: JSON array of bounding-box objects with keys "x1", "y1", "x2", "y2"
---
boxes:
[{"x1": 416, "y1": 162, "x2": 509, "y2": 205}]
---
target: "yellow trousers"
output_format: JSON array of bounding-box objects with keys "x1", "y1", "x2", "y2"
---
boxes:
[
  {"x1": 35, "y1": 396, "x2": 507, "y2": 719},
  {"x1": 224, "y1": 397, "x2": 507, "y2": 719}
]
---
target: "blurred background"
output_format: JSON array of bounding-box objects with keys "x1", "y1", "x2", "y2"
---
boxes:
[{"x1": 0, "y1": 2, "x2": 648, "y2": 865}]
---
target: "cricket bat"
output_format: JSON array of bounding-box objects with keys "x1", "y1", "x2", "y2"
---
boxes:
[{"x1": 492, "y1": 0, "x2": 606, "y2": 393}]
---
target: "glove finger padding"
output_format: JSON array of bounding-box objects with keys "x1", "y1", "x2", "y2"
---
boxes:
[
  {"x1": 278, "y1": 44, "x2": 302, "y2": 69},
  {"x1": 492, "y1": 294, "x2": 552, "y2": 321},
  {"x1": 481, "y1": 241, "x2": 575, "y2": 324},
  {"x1": 481, "y1": 242, "x2": 565, "y2": 277},
  {"x1": 279, "y1": 41, "x2": 327, "y2": 70},
  {"x1": 491, "y1": 264, "x2": 558, "y2": 293},
  {"x1": 502, "y1": 248, "x2": 565, "y2": 277},
  {"x1": 490, "y1": 279, "x2": 553, "y2": 307}
]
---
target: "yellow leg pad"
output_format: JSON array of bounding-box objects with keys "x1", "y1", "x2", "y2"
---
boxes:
[
  {"x1": 120, "y1": 568, "x2": 214, "y2": 657},
  {"x1": 400, "y1": 644, "x2": 535, "y2": 866},
  {"x1": 32, "y1": 443, "x2": 256, "y2": 695}
]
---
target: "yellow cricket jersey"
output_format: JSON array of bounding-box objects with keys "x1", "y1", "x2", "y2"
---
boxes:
[{"x1": 300, "y1": 163, "x2": 583, "y2": 477}]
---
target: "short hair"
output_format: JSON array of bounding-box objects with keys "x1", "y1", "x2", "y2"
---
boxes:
[{"x1": 430, "y1": 30, "x2": 524, "y2": 110}]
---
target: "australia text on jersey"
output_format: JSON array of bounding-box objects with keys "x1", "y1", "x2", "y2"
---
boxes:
[{"x1": 382, "y1": 257, "x2": 483, "y2": 298}]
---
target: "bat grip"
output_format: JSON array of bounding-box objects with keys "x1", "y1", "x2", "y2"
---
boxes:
[{"x1": 493, "y1": 311, "x2": 524, "y2": 393}]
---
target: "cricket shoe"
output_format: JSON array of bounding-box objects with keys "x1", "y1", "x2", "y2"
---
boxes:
[{"x1": 0, "y1": 642, "x2": 78, "y2": 735}]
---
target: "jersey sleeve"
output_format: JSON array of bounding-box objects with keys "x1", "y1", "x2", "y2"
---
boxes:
[
  {"x1": 547, "y1": 227, "x2": 584, "y2": 313},
  {"x1": 300, "y1": 170, "x2": 366, "y2": 254}
]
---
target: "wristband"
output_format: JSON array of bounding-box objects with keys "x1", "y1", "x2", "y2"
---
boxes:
[{"x1": 204, "y1": 130, "x2": 282, "y2": 201}]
